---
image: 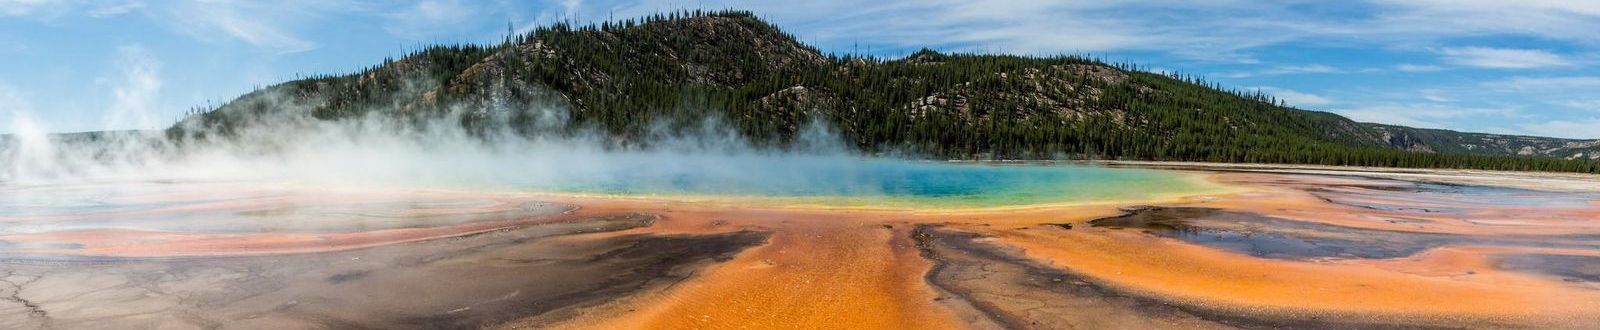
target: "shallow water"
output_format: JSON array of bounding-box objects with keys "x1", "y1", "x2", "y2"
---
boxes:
[
  {"x1": 1087, "y1": 206, "x2": 1457, "y2": 259},
  {"x1": 525, "y1": 160, "x2": 1217, "y2": 208},
  {"x1": 1495, "y1": 254, "x2": 1600, "y2": 283},
  {"x1": 0, "y1": 161, "x2": 1217, "y2": 212},
  {"x1": 0, "y1": 162, "x2": 1212, "y2": 248},
  {"x1": 1088, "y1": 205, "x2": 1600, "y2": 260}
]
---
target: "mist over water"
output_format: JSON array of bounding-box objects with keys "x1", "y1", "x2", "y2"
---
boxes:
[{"x1": 0, "y1": 89, "x2": 1209, "y2": 208}]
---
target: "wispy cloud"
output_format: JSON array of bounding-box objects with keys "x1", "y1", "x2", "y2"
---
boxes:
[
  {"x1": 384, "y1": 0, "x2": 478, "y2": 38},
  {"x1": 163, "y1": 1, "x2": 364, "y2": 54},
  {"x1": 595, "y1": 0, "x2": 1302, "y2": 61},
  {"x1": 575, "y1": 0, "x2": 1600, "y2": 64},
  {"x1": 1554, "y1": 99, "x2": 1600, "y2": 111},
  {"x1": 5, "y1": 0, "x2": 1600, "y2": 138},
  {"x1": 1515, "y1": 118, "x2": 1600, "y2": 139},
  {"x1": 1270, "y1": 64, "x2": 1341, "y2": 74},
  {"x1": 1393, "y1": 63, "x2": 1445, "y2": 72},
  {"x1": 0, "y1": 0, "x2": 66, "y2": 17},
  {"x1": 1220, "y1": 64, "x2": 1342, "y2": 78},
  {"x1": 87, "y1": 1, "x2": 145, "y2": 18},
  {"x1": 1369, "y1": 1, "x2": 1600, "y2": 44},
  {"x1": 2, "y1": 0, "x2": 143, "y2": 19},
  {"x1": 1436, "y1": 47, "x2": 1572, "y2": 69},
  {"x1": 1493, "y1": 76, "x2": 1600, "y2": 90},
  {"x1": 1329, "y1": 103, "x2": 1519, "y2": 129},
  {"x1": 1417, "y1": 89, "x2": 1455, "y2": 102}
]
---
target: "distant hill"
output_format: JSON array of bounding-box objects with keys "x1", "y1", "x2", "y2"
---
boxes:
[
  {"x1": 171, "y1": 10, "x2": 1600, "y2": 173},
  {"x1": 1367, "y1": 124, "x2": 1600, "y2": 160}
]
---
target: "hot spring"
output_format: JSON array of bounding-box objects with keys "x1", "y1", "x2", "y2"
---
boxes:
[
  {"x1": 1, "y1": 115, "x2": 1217, "y2": 212},
  {"x1": 511, "y1": 159, "x2": 1219, "y2": 208},
  {"x1": 1, "y1": 160, "x2": 1218, "y2": 217}
]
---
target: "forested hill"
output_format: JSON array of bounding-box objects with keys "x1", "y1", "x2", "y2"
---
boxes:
[{"x1": 173, "y1": 10, "x2": 1600, "y2": 173}]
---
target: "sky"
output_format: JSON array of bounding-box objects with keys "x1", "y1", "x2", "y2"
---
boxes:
[{"x1": 2, "y1": 1, "x2": 1599, "y2": 139}]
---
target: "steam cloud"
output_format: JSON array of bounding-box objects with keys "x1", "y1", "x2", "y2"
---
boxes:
[{"x1": 0, "y1": 84, "x2": 881, "y2": 196}]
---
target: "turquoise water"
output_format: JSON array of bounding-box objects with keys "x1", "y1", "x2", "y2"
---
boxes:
[
  {"x1": 533, "y1": 159, "x2": 1217, "y2": 208},
  {"x1": 0, "y1": 159, "x2": 1216, "y2": 211}
]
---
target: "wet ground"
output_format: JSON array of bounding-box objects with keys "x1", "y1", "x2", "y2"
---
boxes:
[
  {"x1": 0, "y1": 213, "x2": 767, "y2": 329},
  {"x1": 1086, "y1": 206, "x2": 1600, "y2": 260},
  {"x1": 2, "y1": 169, "x2": 1599, "y2": 329},
  {"x1": 913, "y1": 224, "x2": 1470, "y2": 329},
  {"x1": 1493, "y1": 254, "x2": 1600, "y2": 284}
]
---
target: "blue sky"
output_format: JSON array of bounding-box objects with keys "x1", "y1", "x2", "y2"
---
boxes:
[{"x1": 3, "y1": 1, "x2": 1599, "y2": 139}]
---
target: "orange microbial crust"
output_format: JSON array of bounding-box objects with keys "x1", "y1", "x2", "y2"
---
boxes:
[{"x1": 2, "y1": 170, "x2": 1598, "y2": 329}]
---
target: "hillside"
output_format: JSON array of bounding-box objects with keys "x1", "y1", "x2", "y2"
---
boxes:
[
  {"x1": 172, "y1": 10, "x2": 1600, "y2": 173},
  {"x1": 1368, "y1": 124, "x2": 1600, "y2": 160}
]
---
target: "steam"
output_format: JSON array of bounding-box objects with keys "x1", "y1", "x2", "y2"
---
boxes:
[
  {"x1": 4, "y1": 111, "x2": 54, "y2": 181},
  {"x1": 1, "y1": 84, "x2": 56, "y2": 182},
  {"x1": 103, "y1": 45, "x2": 163, "y2": 131},
  {"x1": 0, "y1": 79, "x2": 1189, "y2": 210},
  {"x1": 0, "y1": 83, "x2": 869, "y2": 197}
]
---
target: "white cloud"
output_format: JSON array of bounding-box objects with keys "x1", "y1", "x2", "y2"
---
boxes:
[
  {"x1": 1220, "y1": 64, "x2": 1342, "y2": 78},
  {"x1": 87, "y1": 1, "x2": 145, "y2": 18},
  {"x1": 1, "y1": 0, "x2": 141, "y2": 19},
  {"x1": 1393, "y1": 63, "x2": 1444, "y2": 72},
  {"x1": 18, "y1": 0, "x2": 1599, "y2": 64},
  {"x1": 1270, "y1": 64, "x2": 1340, "y2": 74},
  {"x1": 1515, "y1": 118, "x2": 1600, "y2": 139},
  {"x1": 1483, "y1": 76, "x2": 1600, "y2": 112},
  {"x1": 1369, "y1": 1, "x2": 1600, "y2": 44},
  {"x1": 1494, "y1": 76, "x2": 1600, "y2": 90},
  {"x1": 8, "y1": 0, "x2": 1600, "y2": 138},
  {"x1": 1329, "y1": 103, "x2": 1518, "y2": 129},
  {"x1": 1417, "y1": 89, "x2": 1455, "y2": 102},
  {"x1": 164, "y1": 1, "x2": 363, "y2": 54},
  {"x1": 1251, "y1": 87, "x2": 1332, "y2": 106},
  {"x1": 384, "y1": 0, "x2": 478, "y2": 38},
  {"x1": 498, "y1": 0, "x2": 1600, "y2": 69},
  {"x1": 0, "y1": 0, "x2": 66, "y2": 17},
  {"x1": 588, "y1": 0, "x2": 1302, "y2": 60},
  {"x1": 1555, "y1": 99, "x2": 1600, "y2": 111},
  {"x1": 580, "y1": 0, "x2": 1600, "y2": 64},
  {"x1": 1436, "y1": 47, "x2": 1572, "y2": 69}
]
